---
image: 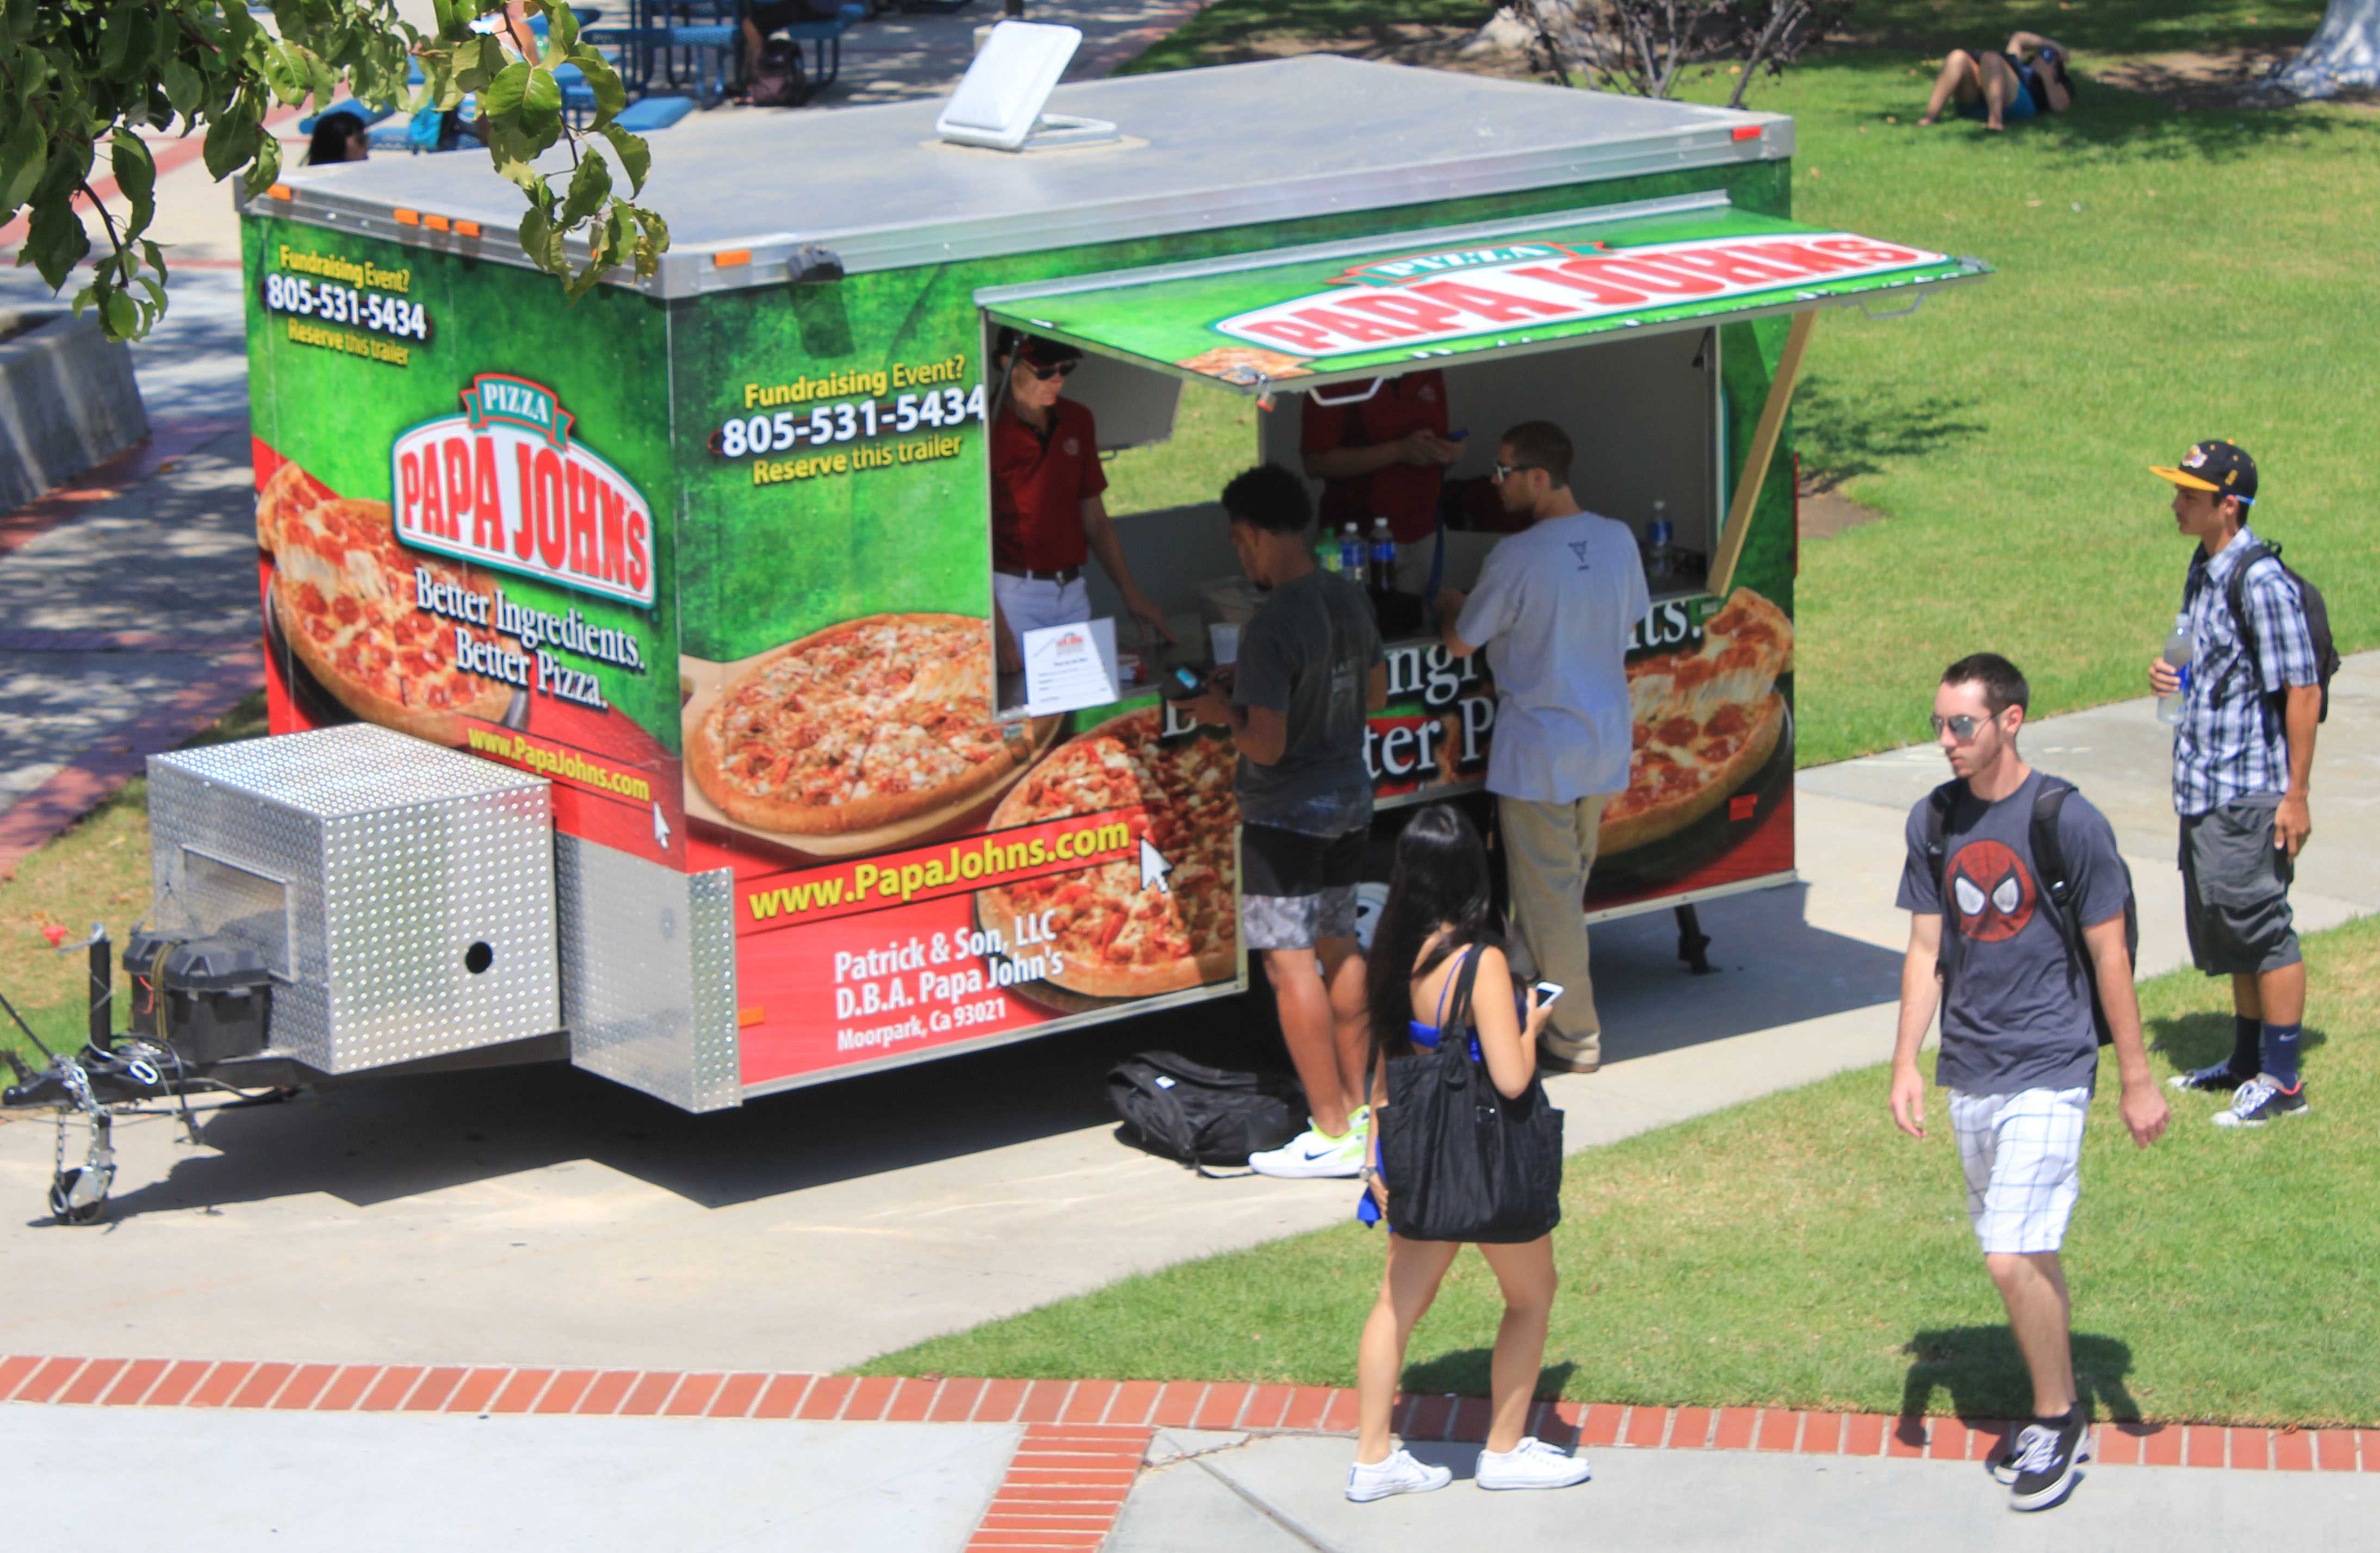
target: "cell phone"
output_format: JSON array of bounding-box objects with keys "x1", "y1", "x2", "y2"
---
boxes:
[
  {"x1": 1531, "y1": 980, "x2": 1564, "y2": 1008},
  {"x1": 1155, "y1": 664, "x2": 1209, "y2": 701}
]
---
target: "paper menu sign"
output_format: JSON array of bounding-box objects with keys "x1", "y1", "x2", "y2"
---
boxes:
[{"x1": 1022, "y1": 617, "x2": 1121, "y2": 717}]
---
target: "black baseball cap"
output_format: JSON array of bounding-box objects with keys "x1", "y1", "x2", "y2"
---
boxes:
[
  {"x1": 2150, "y1": 439, "x2": 2257, "y2": 504},
  {"x1": 1002, "y1": 331, "x2": 1082, "y2": 370}
]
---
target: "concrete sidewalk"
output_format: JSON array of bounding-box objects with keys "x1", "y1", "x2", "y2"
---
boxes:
[{"x1": 7, "y1": 1362, "x2": 2373, "y2": 1552}]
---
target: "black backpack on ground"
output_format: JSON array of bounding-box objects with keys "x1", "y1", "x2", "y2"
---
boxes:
[
  {"x1": 1922, "y1": 774, "x2": 2135, "y2": 1047},
  {"x1": 1106, "y1": 1052, "x2": 1305, "y2": 1175},
  {"x1": 2210, "y1": 541, "x2": 2341, "y2": 724},
  {"x1": 748, "y1": 39, "x2": 809, "y2": 108}
]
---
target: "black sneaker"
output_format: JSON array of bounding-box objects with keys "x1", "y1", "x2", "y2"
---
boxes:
[
  {"x1": 2168, "y1": 1060, "x2": 2255, "y2": 1093},
  {"x1": 2213, "y1": 1076, "x2": 2309, "y2": 1128},
  {"x1": 2007, "y1": 1411, "x2": 2087, "y2": 1512}
]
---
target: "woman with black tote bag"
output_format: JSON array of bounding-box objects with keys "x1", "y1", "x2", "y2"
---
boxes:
[{"x1": 1345, "y1": 805, "x2": 1586, "y2": 1502}]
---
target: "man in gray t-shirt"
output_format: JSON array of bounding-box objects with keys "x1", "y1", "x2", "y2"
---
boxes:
[
  {"x1": 1437, "y1": 420, "x2": 1648, "y2": 1073},
  {"x1": 1888, "y1": 653, "x2": 2167, "y2": 1513},
  {"x1": 1190, "y1": 464, "x2": 1387, "y2": 1180}
]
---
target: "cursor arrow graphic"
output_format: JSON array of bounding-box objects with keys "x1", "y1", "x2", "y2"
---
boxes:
[
  {"x1": 1138, "y1": 837, "x2": 1174, "y2": 894},
  {"x1": 653, "y1": 802, "x2": 673, "y2": 852}
]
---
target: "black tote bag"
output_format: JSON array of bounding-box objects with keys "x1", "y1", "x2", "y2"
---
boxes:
[{"x1": 1373, "y1": 945, "x2": 1564, "y2": 1244}]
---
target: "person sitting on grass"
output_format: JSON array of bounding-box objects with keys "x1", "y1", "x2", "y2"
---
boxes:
[
  {"x1": 1919, "y1": 32, "x2": 2075, "y2": 131},
  {"x1": 1344, "y1": 805, "x2": 1587, "y2": 1503}
]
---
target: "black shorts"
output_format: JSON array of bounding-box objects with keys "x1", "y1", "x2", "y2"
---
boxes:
[
  {"x1": 2180, "y1": 799, "x2": 2301, "y2": 977},
  {"x1": 1241, "y1": 824, "x2": 1366, "y2": 951},
  {"x1": 747, "y1": 0, "x2": 840, "y2": 32}
]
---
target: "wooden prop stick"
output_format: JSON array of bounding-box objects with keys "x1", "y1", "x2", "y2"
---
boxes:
[{"x1": 1708, "y1": 308, "x2": 1815, "y2": 599}]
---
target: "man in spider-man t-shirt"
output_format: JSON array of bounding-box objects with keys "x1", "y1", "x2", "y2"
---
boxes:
[{"x1": 1888, "y1": 653, "x2": 2167, "y2": 1514}]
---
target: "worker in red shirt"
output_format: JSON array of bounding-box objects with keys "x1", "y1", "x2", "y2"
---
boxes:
[
  {"x1": 1300, "y1": 371, "x2": 1462, "y2": 592},
  {"x1": 991, "y1": 333, "x2": 1173, "y2": 670}
]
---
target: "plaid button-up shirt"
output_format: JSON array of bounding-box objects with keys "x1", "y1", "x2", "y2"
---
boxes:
[{"x1": 2172, "y1": 525, "x2": 2320, "y2": 817}]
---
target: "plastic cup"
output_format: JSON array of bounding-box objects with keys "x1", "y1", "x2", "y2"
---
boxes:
[{"x1": 1207, "y1": 622, "x2": 1240, "y2": 666}]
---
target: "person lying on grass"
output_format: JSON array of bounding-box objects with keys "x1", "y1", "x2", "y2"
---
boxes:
[
  {"x1": 1346, "y1": 804, "x2": 1587, "y2": 1502},
  {"x1": 1919, "y1": 32, "x2": 2075, "y2": 131}
]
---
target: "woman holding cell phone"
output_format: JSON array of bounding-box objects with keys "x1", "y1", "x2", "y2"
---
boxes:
[{"x1": 1344, "y1": 804, "x2": 1588, "y2": 1502}]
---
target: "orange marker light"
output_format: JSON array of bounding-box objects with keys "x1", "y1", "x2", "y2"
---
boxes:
[
  {"x1": 424, "y1": 213, "x2": 451, "y2": 232},
  {"x1": 267, "y1": 185, "x2": 293, "y2": 200},
  {"x1": 394, "y1": 208, "x2": 422, "y2": 226},
  {"x1": 455, "y1": 220, "x2": 481, "y2": 238},
  {"x1": 713, "y1": 250, "x2": 752, "y2": 268},
  {"x1": 736, "y1": 1007, "x2": 766, "y2": 1027}
]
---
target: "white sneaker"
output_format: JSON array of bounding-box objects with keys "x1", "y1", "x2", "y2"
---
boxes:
[
  {"x1": 1347, "y1": 1448, "x2": 1453, "y2": 1502},
  {"x1": 1474, "y1": 1437, "x2": 1592, "y2": 1491},
  {"x1": 1250, "y1": 1112, "x2": 1367, "y2": 1178}
]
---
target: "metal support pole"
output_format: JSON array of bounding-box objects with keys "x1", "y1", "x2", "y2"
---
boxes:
[
  {"x1": 1674, "y1": 904, "x2": 1715, "y2": 976},
  {"x1": 86, "y1": 931, "x2": 110, "y2": 1049}
]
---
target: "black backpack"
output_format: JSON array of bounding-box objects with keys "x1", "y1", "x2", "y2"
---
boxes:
[
  {"x1": 1922, "y1": 774, "x2": 2135, "y2": 1047},
  {"x1": 1106, "y1": 1052, "x2": 1305, "y2": 1175},
  {"x1": 2211, "y1": 541, "x2": 2340, "y2": 723},
  {"x1": 748, "y1": 39, "x2": 808, "y2": 108}
]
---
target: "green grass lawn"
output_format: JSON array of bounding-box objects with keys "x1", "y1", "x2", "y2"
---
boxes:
[
  {"x1": 1108, "y1": 2, "x2": 2378, "y2": 766},
  {"x1": 861, "y1": 912, "x2": 2380, "y2": 1427},
  {"x1": 0, "y1": 693, "x2": 269, "y2": 1073}
]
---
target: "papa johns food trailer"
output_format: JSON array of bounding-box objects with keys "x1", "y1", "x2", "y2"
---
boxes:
[{"x1": 5, "y1": 56, "x2": 1985, "y2": 1213}]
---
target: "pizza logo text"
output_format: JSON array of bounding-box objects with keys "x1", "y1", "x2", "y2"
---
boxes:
[
  {"x1": 1217, "y1": 233, "x2": 1944, "y2": 358},
  {"x1": 392, "y1": 374, "x2": 655, "y2": 607}
]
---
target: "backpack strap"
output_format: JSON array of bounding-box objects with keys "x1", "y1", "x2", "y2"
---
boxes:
[
  {"x1": 2221, "y1": 542, "x2": 2285, "y2": 727},
  {"x1": 2028, "y1": 775, "x2": 2086, "y2": 965},
  {"x1": 1923, "y1": 779, "x2": 1963, "y2": 990}
]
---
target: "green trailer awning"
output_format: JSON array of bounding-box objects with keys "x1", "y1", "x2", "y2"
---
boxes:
[{"x1": 977, "y1": 195, "x2": 1988, "y2": 393}]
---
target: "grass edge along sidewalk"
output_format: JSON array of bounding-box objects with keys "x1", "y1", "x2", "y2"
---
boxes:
[
  {"x1": 861, "y1": 912, "x2": 2380, "y2": 1431},
  {"x1": 2, "y1": 1358, "x2": 2373, "y2": 1476}
]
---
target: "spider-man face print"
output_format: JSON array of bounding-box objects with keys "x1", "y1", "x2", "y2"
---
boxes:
[{"x1": 1947, "y1": 838, "x2": 2035, "y2": 941}]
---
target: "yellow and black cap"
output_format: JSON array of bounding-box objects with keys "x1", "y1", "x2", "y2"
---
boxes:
[{"x1": 2150, "y1": 439, "x2": 2257, "y2": 504}]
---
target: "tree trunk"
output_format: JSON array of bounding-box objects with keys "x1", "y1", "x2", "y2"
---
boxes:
[{"x1": 2270, "y1": 0, "x2": 2380, "y2": 97}]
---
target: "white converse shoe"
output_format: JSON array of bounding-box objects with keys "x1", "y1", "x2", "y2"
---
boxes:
[
  {"x1": 1347, "y1": 1447, "x2": 1453, "y2": 1502},
  {"x1": 1474, "y1": 1436, "x2": 1592, "y2": 1491}
]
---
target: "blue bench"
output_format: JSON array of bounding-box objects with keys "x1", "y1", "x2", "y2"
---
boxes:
[
  {"x1": 613, "y1": 94, "x2": 696, "y2": 131},
  {"x1": 769, "y1": 3, "x2": 867, "y2": 98}
]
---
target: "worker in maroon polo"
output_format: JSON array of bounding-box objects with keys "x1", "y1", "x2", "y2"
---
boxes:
[
  {"x1": 990, "y1": 333, "x2": 1173, "y2": 671},
  {"x1": 1300, "y1": 370, "x2": 1462, "y2": 592}
]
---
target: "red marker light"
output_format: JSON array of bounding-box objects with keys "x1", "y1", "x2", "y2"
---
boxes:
[
  {"x1": 41, "y1": 925, "x2": 67, "y2": 947},
  {"x1": 1732, "y1": 125, "x2": 1762, "y2": 141}
]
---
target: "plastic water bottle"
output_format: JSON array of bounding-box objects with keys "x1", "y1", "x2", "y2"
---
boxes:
[
  {"x1": 2157, "y1": 613, "x2": 2195, "y2": 725},
  {"x1": 1368, "y1": 517, "x2": 1396, "y2": 593},
  {"x1": 1316, "y1": 542, "x2": 1339, "y2": 576},
  {"x1": 1339, "y1": 523, "x2": 1363, "y2": 578},
  {"x1": 1643, "y1": 502, "x2": 1674, "y2": 583}
]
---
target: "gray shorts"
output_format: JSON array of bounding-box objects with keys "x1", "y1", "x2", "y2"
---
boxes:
[
  {"x1": 1241, "y1": 823, "x2": 1365, "y2": 951},
  {"x1": 2179, "y1": 798, "x2": 2301, "y2": 977}
]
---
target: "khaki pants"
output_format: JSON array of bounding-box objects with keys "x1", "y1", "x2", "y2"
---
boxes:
[{"x1": 1498, "y1": 792, "x2": 1608, "y2": 1064}]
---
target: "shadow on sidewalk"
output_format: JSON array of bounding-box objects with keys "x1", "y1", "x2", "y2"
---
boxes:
[{"x1": 80, "y1": 884, "x2": 1904, "y2": 1221}]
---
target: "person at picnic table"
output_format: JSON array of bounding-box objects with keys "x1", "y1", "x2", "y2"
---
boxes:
[
  {"x1": 1919, "y1": 32, "x2": 2075, "y2": 131},
  {"x1": 740, "y1": 1, "x2": 852, "y2": 78}
]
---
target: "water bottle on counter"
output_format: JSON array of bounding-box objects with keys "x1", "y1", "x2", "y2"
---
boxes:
[
  {"x1": 1339, "y1": 522, "x2": 1364, "y2": 578},
  {"x1": 1368, "y1": 517, "x2": 1397, "y2": 593},
  {"x1": 2157, "y1": 612, "x2": 2195, "y2": 725},
  {"x1": 1641, "y1": 501, "x2": 1673, "y2": 581}
]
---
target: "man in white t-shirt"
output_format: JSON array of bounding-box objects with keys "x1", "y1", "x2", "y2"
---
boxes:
[{"x1": 1434, "y1": 421, "x2": 1648, "y2": 1072}]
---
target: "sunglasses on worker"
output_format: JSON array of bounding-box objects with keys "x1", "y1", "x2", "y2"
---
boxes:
[
  {"x1": 1491, "y1": 461, "x2": 1541, "y2": 482},
  {"x1": 1019, "y1": 358, "x2": 1079, "y2": 380},
  {"x1": 1929, "y1": 712, "x2": 1993, "y2": 741}
]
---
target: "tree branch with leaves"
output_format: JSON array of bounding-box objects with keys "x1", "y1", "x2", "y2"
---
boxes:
[
  {"x1": 0, "y1": 0, "x2": 671, "y2": 343},
  {"x1": 1516, "y1": 0, "x2": 1850, "y2": 109}
]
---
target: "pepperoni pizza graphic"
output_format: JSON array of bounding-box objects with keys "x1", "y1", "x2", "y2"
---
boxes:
[{"x1": 1947, "y1": 838, "x2": 2035, "y2": 942}]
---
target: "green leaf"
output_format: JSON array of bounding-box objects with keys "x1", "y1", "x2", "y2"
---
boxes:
[
  {"x1": 565, "y1": 203, "x2": 617, "y2": 301},
  {"x1": 242, "y1": 134, "x2": 282, "y2": 197},
  {"x1": 523, "y1": 67, "x2": 562, "y2": 116},
  {"x1": 203, "y1": 106, "x2": 258, "y2": 182},
  {"x1": 160, "y1": 59, "x2": 204, "y2": 120},
  {"x1": 99, "y1": 5, "x2": 153, "y2": 82},
  {"x1": 0, "y1": 113, "x2": 47, "y2": 215},
  {"x1": 482, "y1": 60, "x2": 530, "y2": 117},
  {"x1": 101, "y1": 285, "x2": 138, "y2": 341},
  {"x1": 140, "y1": 238, "x2": 168, "y2": 279},
  {"x1": 629, "y1": 204, "x2": 670, "y2": 277},
  {"x1": 519, "y1": 201, "x2": 559, "y2": 275},
  {"x1": 111, "y1": 129, "x2": 157, "y2": 227},
  {"x1": 24, "y1": 195, "x2": 91, "y2": 291},
  {"x1": 598, "y1": 122, "x2": 649, "y2": 195},
  {"x1": 3, "y1": 0, "x2": 39, "y2": 46},
  {"x1": 586, "y1": 59, "x2": 626, "y2": 128},
  {"x1": 558, "y1": 146, "x2": 610, "y2": 227}
]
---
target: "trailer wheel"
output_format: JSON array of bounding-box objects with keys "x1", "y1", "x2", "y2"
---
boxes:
[{"x1": 47, "y1": 1169, "x2": 106, "y2": 1226}]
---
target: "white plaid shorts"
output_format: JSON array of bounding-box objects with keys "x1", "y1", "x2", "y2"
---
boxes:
[{"x1": 1947, "y1": 1086, "x2": 2090, "y2": 1255}]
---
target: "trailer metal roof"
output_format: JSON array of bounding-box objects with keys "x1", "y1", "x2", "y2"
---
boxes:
[{"x1": 252, "y1": 56, "x2": 1790, "y2": 296}]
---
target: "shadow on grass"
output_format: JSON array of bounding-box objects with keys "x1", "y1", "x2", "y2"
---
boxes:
[
  {"x1": 1794, "y1": 374, "x2": 1987, "y2": 488},
  {"x1": 2148, "y1": 1010, "x2": 2331, "y2": 1071},
  {"x1": 1898, "y1": 1325, "x2": 2142, "y2": 1434}
]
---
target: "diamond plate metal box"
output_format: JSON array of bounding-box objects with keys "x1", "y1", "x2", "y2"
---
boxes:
[{"x1": 146, "y1": 724, "x2": 560, "y2": 1073}]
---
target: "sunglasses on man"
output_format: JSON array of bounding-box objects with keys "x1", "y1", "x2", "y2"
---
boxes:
[
  {"x1": 1491, "y1": 461, "x2": 1541, "y2": 482},
  {"x1": 1929, "y1": 713, "x2": 1992, "y2": 741},
  {"x1": 1020, "y1": 358, "x2": 1079, "y2": 381}
]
